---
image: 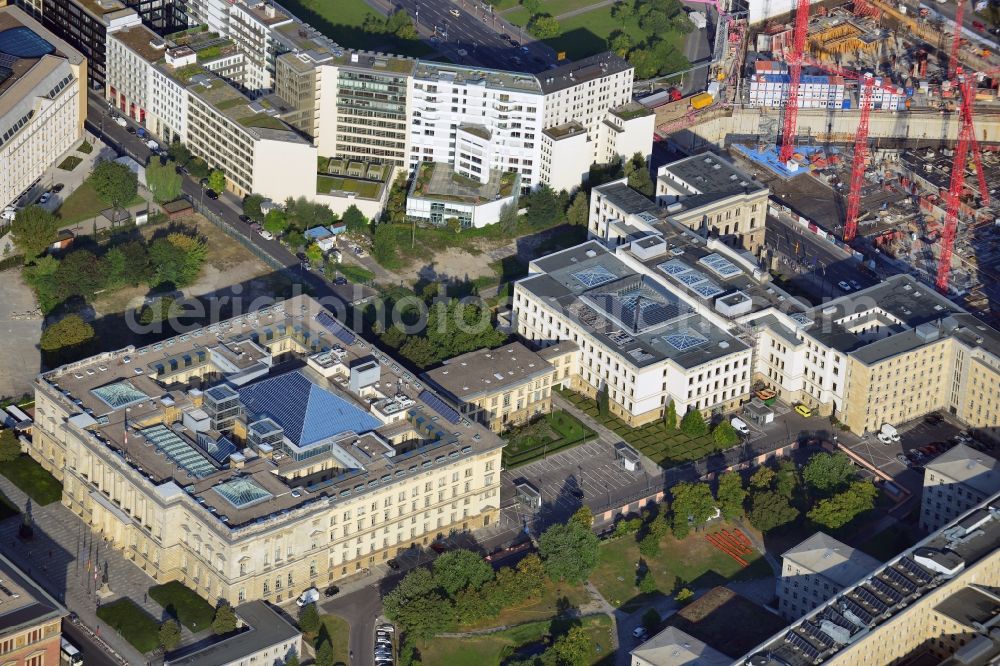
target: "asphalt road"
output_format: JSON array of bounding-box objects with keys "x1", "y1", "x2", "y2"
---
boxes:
[
  {"x1": 321, "y1": 578, "x2": 396, "y2": 666},
  {"x1": 62, "y1": 621, "x2": 123, "y2": 666},
  {"x1": 85, "y1": 94, "x2": 372, "y2": 310},
  {"x1": 372, "y1": 0, "x2": 556, "y2": 71}
]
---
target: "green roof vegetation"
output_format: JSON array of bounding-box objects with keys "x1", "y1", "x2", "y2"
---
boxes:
[
  {"x1": 214, "y1": 97, "x2": 247, "y2": 111},
  {"x1": 317, "y1": 175, "x2": 383, "y2": 198},
  {"x1": 612, "y1": 105, "x2": 652, "y2": 121},
  {"x1": 237, "y1": 113, "x2": 288, "y2": 130},
  {"x1": 173, "y1": 63, "x2": 206, "y2": 82}
]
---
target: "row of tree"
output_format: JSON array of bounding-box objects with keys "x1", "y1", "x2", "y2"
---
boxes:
[{"x1": 608, "y1": 0, "x2": 693, "y2": 79}]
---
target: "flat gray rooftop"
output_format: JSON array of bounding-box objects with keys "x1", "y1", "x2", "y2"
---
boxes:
[
  {"x1": 537, "y1": 51, "x2": 631, "y2": 94},
  {"x1": 521, "y1": 242, "x2": 748, "y2": 370},
  {"x1": 659, "y1": 153, "x2": 766, "y2": 213},
  {"x1": 422, "y1": 342, "x2": 553, "y2": 402},
  {"x1": 165, "y1": 601, "x2": 299, "y2": 666}
]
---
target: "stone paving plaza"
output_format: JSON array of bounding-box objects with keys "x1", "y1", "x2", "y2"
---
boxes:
[{"x1": 0, "y1": 474, "x2": 199, "y2": 664}]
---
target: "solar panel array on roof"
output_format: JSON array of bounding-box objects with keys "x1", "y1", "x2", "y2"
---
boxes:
[
  {"x1": 841, "y1": 598, "x2": 873, "y2": 626},
  {"x1": 213, "y1": 477, "x2": 272, "y2": 508},
  {"x1": 316, "y1": 310, "x2": 356, "y2": 345},
  {"x1": 699, "y1": 253, "x2": 742, "y2": 277},
  {"x1": 784, "y1": 632, "x2": 821, "y2": 661},
  {"x1": 141, "y1": 424, "x2": 216, "y2": 478},
  {"x1": 882, "y1": 567, "x2": 917, "y2": 594},
  {"x1": 870, "y1": 578, "x2": 903, "y2": 605},
  {"x1": 799, "y1": 622, "x2": 835, "y2": 649},
  {"x1": 897, "y1": 557, "x2": 933, "y2": 584},
  {"x1": 419, "y1": 389, "x2": 461, "y2": 424},
  {"x1": 820, "y1": 607, "x2": 857, "y2": 631},
  {"x1": 572, "y1": 264, "x2": 617, "y2": 288},
  {"x1": 852, "y1": 587, "x2": 889, "y2": 615}
]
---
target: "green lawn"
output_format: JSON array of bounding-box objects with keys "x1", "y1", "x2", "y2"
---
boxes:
[
  {"x1": 503, "y1": 410, "x2": 596, "y2": 467},
  {"x1": 420, "y1": 614, "x2": 614, "y2": 665},
  {"x1": 317, "y1": 175, "x2": 383, "y2": 198},
  {"x1": 55, "y1": 181, "x2": 144, "y2": 229},
  {"x1": 0, "y1": 455, "x2": 63, "y2": 505},
  {"x1": 96, "y1": 598, "x2": 161, "y2": 653},
  {"x1": 331, "y1": 262, "x2": 375, "y2": 284},
  {"x1": 148, "y1": 581, "x2": 215, "y2": 632},
  {"x1": 590, "y1": 525, "x2": 768, "y2": 611},
  {"x1": 536, "y1": 5, "x2": 686, "y2": 61},
  {"x1": 559, "y1": 388, "x2": 723, "y2": 468},
  {"x1": 504, "y1": 0, "x2": 605, "y2": 25},
  {"x1": 275, "y1": 0, "x2": 431, "y2": 57},
  {"x1": 77, "y1": 141, "x2": 94, "y2": 154},
  {"x1": 311, "y1": 615, "x2": 351, "y2": 666}
]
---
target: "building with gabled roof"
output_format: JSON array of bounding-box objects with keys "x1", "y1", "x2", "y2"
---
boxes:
[
  {"x1": 777, "y1": 532, "x2": 881, "y2": 620},
  {"x1": 921, "y1": 444, "x2": 1000, "y2": 532}
]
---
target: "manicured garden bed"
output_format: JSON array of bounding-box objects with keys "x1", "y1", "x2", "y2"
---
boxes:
[
  {"x1": 0, "y1": 455, "x2": 63, "y2": 505},
  {"x1": 503, "y1": 410, "x2": 596, "y2": 467},
  {"x1": 96, "y1": 598, "x2": 161, "y2": 653}
]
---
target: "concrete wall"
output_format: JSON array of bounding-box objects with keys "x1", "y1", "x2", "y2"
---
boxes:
[{"x1": 251, "y1": 138, "x2": 318, "y2": 203}]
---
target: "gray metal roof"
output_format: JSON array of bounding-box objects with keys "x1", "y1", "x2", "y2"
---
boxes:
[{"x1": 164, "y1": 601, "x2": 299, "y2": 666}]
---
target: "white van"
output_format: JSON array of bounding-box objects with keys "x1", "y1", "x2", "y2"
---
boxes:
[
  {"x1": 730, "y1": 417, "x2": 750, "y2": 435},
  {"x1": 296, "y1": 587, "x2": 320, "y2": 606},
  {"x1": 877, "y1": 423, "x2": 900, "y2": 444}
]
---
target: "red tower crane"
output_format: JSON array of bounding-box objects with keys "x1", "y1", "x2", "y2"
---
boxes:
[
  {"x1": 948, "y1": 0, "x2": 966, "y2": 79},
  {"x1": 843, "y1": 74, "x2": 875, "y2": 242},
  {"x1": 935, "y1": 74, "x2": 989, "y2": 293},
  {"x1": 778, "y1": 0, "x2": 811, "y2": 163}
]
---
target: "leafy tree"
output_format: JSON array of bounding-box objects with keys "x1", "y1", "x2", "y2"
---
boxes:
[
  {"x1": 138, "y1": 296, "x2": 175, "y2": 325},
  {"x1": 775, "y1": 459, "x2": 799, "y2": 499},
  {"x1": 342, "y1": 205, "x2": 368, "y2": 233},
  {"x1": 807, "y1": 480, "x2": 878, "y2": 530},
  {"x1": 514, "y1": 553, "x2": 546, "y2": 598},
  {"x1": 384, "y1": 174, "x2": 408, "y2": 225},
  {"x1": 638, "y1": 532, "x2": 659, "y2": 557},
  {"x1": 713, "y1": 420, "x2": 740, "y2": 447},
  {"x1": 146, "y1": 159, "x2": 183, "y2": 203},
  {"x1": 242, "y1": 193, "x2": 265, "y2": 221},
  {"x1": 611, "y1": 0, "x2": 633, "y2": 27},
  {"x1": 748, "y1": 490, "x2": 799, "y2": 532},
  {"x1": 597, "y1": 384, "x2": 609, "y2": 418},
  {"x1": 803, "y1": 452, "x2": 856, "y2": 494},
  {"x1": 187, "y1": 157, "x2": 210, "y2": 179},
  {"x1": 663, "y1": 399, "x2": 677, "y2": 430},
  {"x1": 40, "y1": 314, "x2": 94, "y2": 354},
  {"x1": 647, "y1": 510, "x2": 670, "y2": 539},
  {"x1": 498, "y1": 202, "x2": 520, "y2": 234},
  {"x1": 523, "y1": 184, "x2": 561, "y2": 227},
  {"x1": 521, "y1": 0, "x2": 541, "y2": 14},
  {"x1": 624, "y1": 153, "x2": 654, "y2": 196},
  {"x1": 90, "y1": 160, "x2": 138, "y2": 224},
  {"x1": 159, "y1": 619, "x2": 181, "y2": 650},
  {"x1": 641, "y1": 608, "x2": 660, "y2": 633},
  {"x1": 298, "y1": 602, "x2": 321, "y2": 634},
  {"x1": 263, "y1": 209, "x2": 289, "y2": 235},
  {"x1": 538, "y1": 520, "x2": 599, "y2": 584},
  {"x1": 11, "y1": 206, "x2": 58, "y2": 263},
  {"x1": 433, "y1": 549, "x2": 494, "y2": 598},
  {"x1": 0, "y1": 428, "x2": 20, "y2": 462},
  {"x1": 286, "y1": 230, "x2": 307, "y2": 251},
  {"x1": 383, "y1": 568, "x2": 454, "y2": 640},
  {"x1": 314, "y1": 640, "x2": 334, "y2": 666},
  {"x1": 399, "y1": 337, "x2": 437, "y2": 368},
  {"x1": 168, "y1": 141, "x2": 191, "y2": 165},
  {"x1": 674, "y1": 587, "x2": 694, "y2": 603},
  {"x1": 569, "y1": 505, "x2": 593, "y2": 529},
  {"x1": 305, "y1": 243, "x2": 324, "y2": 265},
  {"x1": 608, "y1": 29, "x2": 633, "y2": 56},
  {"x1": 528, "y1": 14, "x2": 560, "y2": 38},
  {"x1": 749, "y1": 465, "x2": 775, "y2": 490},
  {"x1": 380, "y1": 325, "x2": 407, "y2": 350},
  {"x1": 148, "y1": 233, "x2": 206, "y2": 288},
  {"x1": 613, "y1": 517, "x2": 642, "y2": 537},
  {"x1": 212, "y1": 602, "x2": 237, "y2": 635},
  {"x1": 671, "y1": 482, "x2": 715, "y2": 538},
  {"x1": 371, "y1": 223, "x2": 396, "y2": 265},
  {"x1": 550, "y1": 625, "x2": 590, "y2": 666},
  {"x1": 208, "y1": 169, "x2": 226, "y2": 193},
  {"x1": 680, "y1": 409, "x2": 707, "y2": 436},
  {"x1": 565, "y1": 191, "x2": 588, "y2": 227},
  {"x1": 717, "y1": 472, "x2": 746, "y2": 520},
  {"x1": 284, "y1": 655, "x2": 300, "y2": 666}
]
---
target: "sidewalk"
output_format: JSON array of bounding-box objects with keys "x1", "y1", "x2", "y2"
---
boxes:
[{"x1": 0, "y1": 473, "x2": 193, "y2": 664}]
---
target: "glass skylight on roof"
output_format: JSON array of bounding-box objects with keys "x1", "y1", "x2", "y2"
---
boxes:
[
  {"x1": 693, "y1": 282, "x2": 725, "y2": 299},
  {"x1": 665, "y1": 333, "x2": 708, "y2": 351},
  {"x1": 677, "y1": 271, "x2": 708, "y2": 287},
  {"x1": 141, "y1": 424, "x2": 216, "y2": 478},
  {"x1": 91, "y1": 380, "x2": 149, "y2": 410},
  {"x1": 213, "y1": 477, "x2": 273, "y2": 508},
  {"x1": 572, "y1": 264, "x2": 617, "y2": 288},
  {"x1": 657, "y1": 259, "x2": 691, "y2": 276},
  {"x1": 698, "y1": 253, "x2": 742, "y2": 278}
]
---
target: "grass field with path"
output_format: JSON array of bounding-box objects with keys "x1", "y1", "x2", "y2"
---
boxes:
[
  {"x1": 96, "y1": 598, "x2": 161, "y2": 653},
  {"x1": 590, "y1": 525, "x2": 771, "y2": 611},
  {"x1": 311, "y1": 614, "x2": 351, "y2": 665},
  {"x1": 458, "y1": 578, "x2": 591, "y2": 631},
  {"x1": 0, "y1": 454, "x2": 63, "y2": 505},
  {"x1": 148, "y1": 581, "x2": 215, "y2": 632},
  {"x1": 56, "y1": 181, "x2": 143, "y2": 229},
  {"x1": 276, "y1": 0, "x2": 430, "y2": 57},
  {"x1": 420, "y1": 614, "x2": 615, "y2": 665}
]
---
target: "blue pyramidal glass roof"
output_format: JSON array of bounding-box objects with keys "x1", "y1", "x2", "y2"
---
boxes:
[
  {"x1": 237, "y1": 371, "x2": 379, "y2": 446},
  {"x1": 0, "y1": 27, "x2": 55, "y2": 58}
]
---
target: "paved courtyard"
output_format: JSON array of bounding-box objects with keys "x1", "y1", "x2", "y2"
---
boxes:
[{"x1": 0, "y1": 268, "x2": 42, "y2": 399}]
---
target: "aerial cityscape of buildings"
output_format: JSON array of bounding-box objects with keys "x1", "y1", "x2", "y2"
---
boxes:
[{"x1": 0, "y1": 0, "x2": 998, "y2": 661}]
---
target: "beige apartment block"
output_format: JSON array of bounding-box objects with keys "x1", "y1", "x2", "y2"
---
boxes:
[
  {"x1": 920, "y1": 443, "x2": 1000, "y2": 532},
  {"x1": 27, "y1": 296, "x2": 504, "y2": 607},
  {"x1": 421, "y1": 342, "x2": 576, "y2": 432},
  {"x1": 776, "y1": 532, "x2": 880, "y2": 621},
  {"x1": 737, "y1": 494, "x2": 1000, "y2": 666}
]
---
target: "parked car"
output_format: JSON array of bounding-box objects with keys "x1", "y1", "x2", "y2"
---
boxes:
[
  {"x1": 126, "y1": 126, "x2": 136, "y2": 134},
  {"x1": 334, "y1": 276, "x2": 348, "y2": 286},
  {"x1": 972, "y1": 19, "x2": 985, "y2": 30},
  {"x1": 378, "y1": 624, "x2": 395, "y2": 633},
  {"x1": 794, "y1": 404, "x2": 813, "y2": 418},
  {"x1": 1, "y1": 206, "x2": 16, "y2": 221},
  {"x1": 205, "y1": 189, "x2": 219, "y2": 200},
  {"x1": 838, "y1": 280, "x2": 852, "y2": 291},
  {"x1": 924, "y1": 413, "x2": 943, "y2": 425},
  {"x1": 324, "y1": 585, "x2": 340, "y2": 597},
  {"x1": 113, "y1": 116, "x2": 128, "y2": 127},
  {"x1": 146, "y1": 139, "x2": 159, "y2": 151},
  {"x1": 296, "y1": 587, "x2": 320, "y2": 606},
  {"x1": 387, "y1": 559, "x2": 400, "y2": 570},
  {"x1": 51, "y1": 183, "x2": 65, "y2": 193},
  {"x1": 38, "y1": 192, "x2": 51, "y2": 205},
  {"x1": 238, "y1": 214, "x2": 252, "y2": 224},
  {"x1": 896, "y1": 453, "x2": 910, "y2": 466},
  {"x1": 632, "y1": 627, "x2": 648, "y2": 640},
  {"x1": 450, "y1": 7, "x2": 460, "y2": 15},
  {"x1": 730, "y1": 416, "x2": 751, "y2": 434},
  {"x1": 259, "y1": 229, "x2": 275, "y2": 241}
]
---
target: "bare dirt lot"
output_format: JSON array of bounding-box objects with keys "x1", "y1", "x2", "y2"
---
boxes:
[{"x1": 0, "y1": 267, "x2": 42, "y2": 399}]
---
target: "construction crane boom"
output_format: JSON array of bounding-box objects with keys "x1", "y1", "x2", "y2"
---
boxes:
[
  {"x1": 936, "y1": 77, "x2": 974, "y2": 293},
  {"x1": 948, "y1": 0, "x2": 966, "y2": 79},
  {"x1": 844, "y1": 74, "x2": 875, "y2": 242},
  {"x1": 779, "y1": 0, "x2": 811, "y2": 162}
]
